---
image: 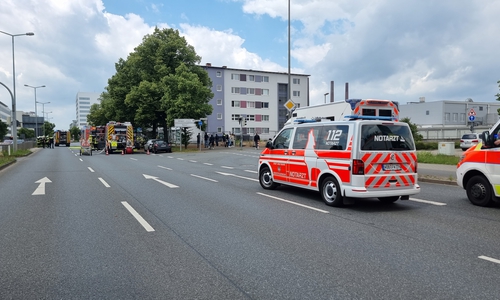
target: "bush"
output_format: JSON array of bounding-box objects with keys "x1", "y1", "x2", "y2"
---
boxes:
[{"x1": 415, "y1": 141, "x2": 438, "y2": 150}]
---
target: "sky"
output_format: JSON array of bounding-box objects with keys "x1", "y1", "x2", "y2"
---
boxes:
[{"x1": 1, "y1": 0, "x2": 500, "y2": 130}]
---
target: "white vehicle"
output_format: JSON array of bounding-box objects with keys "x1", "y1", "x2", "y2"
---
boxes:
[
  {"x1": 258, "y1": 115, "x2": 420, "y2": 207},
  {"x1": 456, "y1": 119, "x2": 500, "y2": 206}
]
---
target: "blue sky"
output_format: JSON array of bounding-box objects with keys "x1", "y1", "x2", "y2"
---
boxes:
[{"x1": 1, "y1": 0, "x2": 500, "y2": 130}]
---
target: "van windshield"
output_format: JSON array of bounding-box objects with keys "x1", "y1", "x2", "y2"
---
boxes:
[{"x1": 360, "y1": 124, "x2": 415, "y2": 151}]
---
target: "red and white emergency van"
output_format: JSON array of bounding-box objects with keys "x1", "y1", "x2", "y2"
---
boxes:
[
  {"x1": 456, "y1": 119, "x2": 500, "y2": 207},
  {"x1": 258, "y1": 115, "x2": 420, "y2": 206}
]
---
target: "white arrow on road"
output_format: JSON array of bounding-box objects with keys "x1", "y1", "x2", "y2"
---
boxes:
[
  {"x1": 32, "y1": 177, "x2": 52, "y2": 195},
  {"x1": 215, "y1": 171, "x2": 259, "y2": 182},
  {"x1": 143, "y1": 174, "x2": 179, "y2": 188}
]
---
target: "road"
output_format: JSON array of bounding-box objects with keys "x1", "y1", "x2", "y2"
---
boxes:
[{"x1": 1, "y1": 146, "x2": 499, "y2": 299}]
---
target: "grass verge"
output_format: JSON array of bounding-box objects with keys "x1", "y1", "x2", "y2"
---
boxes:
[{"x1": 417, "y1": 151, "x2": 460, "y2": 165}]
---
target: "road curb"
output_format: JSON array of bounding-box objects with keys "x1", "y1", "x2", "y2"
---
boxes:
[
  {"x1": 418, "y1": 177, "x2": 457, "y2": 186},
  {"x1": 0, "y1": 159, "x2": 16, "y2": 171}
]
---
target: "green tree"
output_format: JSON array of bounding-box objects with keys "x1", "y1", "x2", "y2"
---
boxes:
[
  {"x1": 88, "y1": 27, "x2": 213, "y2": 141},
  {"x1": 0, "y1": 120, "x2": 8, "y2": 140},
  {"x1": 18, "y1": 127, "x2": 35, "y2": 139},
  {"x1": 43, "y1": 121, "x2": 56, "y2": 137},
  {"x1": 400, "y1": 117, "x2": 423, "y2": 142},
  {"x1": 180, "y1": 127, "x2": 193, "y2": 149},
  {"x1": 70, "y1": 126, "x2": 80, "y2": 141}
]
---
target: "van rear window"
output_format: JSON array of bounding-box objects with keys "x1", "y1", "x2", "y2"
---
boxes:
[{"x1": 360, "y1": 124, "x2": 415, "y2": 151}]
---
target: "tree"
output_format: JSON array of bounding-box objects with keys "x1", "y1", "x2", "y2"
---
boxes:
[
  {"x1": 43, "y1": 121, "x2": 56, "y2": 137},
  {"x1": 400, "y1": 117, "x2": 423, "y2": 142},
  {"x1": 0, "y1": 120, "x2": 8, "y2": 140},
  {"x1": 180, "y1": 127, "x2": 193, "y2": 149},
  {"x1": 18, "y1": 127, "x2": 35, "y2": 139},
  {"x1": 70, "y1": 126, "x2": 80, "y2": 141},
  {"x1": 88, "y1": 27, "x2": 213, "y2": 140},
  {"x1": 496, "y1": 80, "x2": 500, "y2": 115}
]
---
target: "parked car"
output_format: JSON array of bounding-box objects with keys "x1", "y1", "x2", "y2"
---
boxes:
[
  {"x1": 144, "y1": 139, "x2": 160, "y2": 152},
  {"x1": 460, "y1": 133, "x2": 481, "y2": 151},
  {"x1": 152, "y1": 140, "x2": 172, "y2": 153}
]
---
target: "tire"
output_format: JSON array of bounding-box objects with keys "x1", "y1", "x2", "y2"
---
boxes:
[
  {"x1": 466, "y1": 175, "x2": 493, "y2": 207},
  {"x1": 378, "y1": 196, "x2": 400, "y2": 204},
  {"x1": 320, "y1": 176, "x2": 343, "y2": 207},
  {"x1": 259, "y1": 166, "x2": 279, "y2": 190},
  {"x1": 462, "y1": 148, "x2": 467, "y2": 151}
]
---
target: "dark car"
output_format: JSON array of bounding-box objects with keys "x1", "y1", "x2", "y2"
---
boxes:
[
  {"x1": 152, "y1": 140, "x2": 172, "y2": 153},
  {"x1": 144, "y1": 139, "x2": 160, "y2": 152}
]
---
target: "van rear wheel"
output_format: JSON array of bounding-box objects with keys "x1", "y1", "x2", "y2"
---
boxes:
[
  {"x1": 259, "y1": 166, "x2": 279, "y2": 190},
  {"x1": 321, "y1": 176, "x2": 343, "y2": 207},
  {"x1": 466, "y1": 175, "x2": 493, "y2": 207},
  {"x1": 378, "y1": 196, "x2": 399, "y2": 203}
]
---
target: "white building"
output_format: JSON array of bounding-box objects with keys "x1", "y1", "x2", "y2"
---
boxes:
[
  {"x1": 201, "y1": 64, "x2": 310, "y2": 140},
  {"x1": 76, "y1": 92, "x2": 100, "y2": 128},
  {"x1": 0, "y1": 100, "x2": 11, "y2": 136}
]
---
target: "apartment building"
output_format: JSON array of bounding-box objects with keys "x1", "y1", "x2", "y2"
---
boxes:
[
  {"x1": 201, "y1": 64, "x2": 310, "y2": 140},
  {"x1": 76, "y1": 92, "x2": 101, "y2": 127}
]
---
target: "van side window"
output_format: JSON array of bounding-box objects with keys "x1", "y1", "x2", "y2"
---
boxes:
[
  {"x1": 317, "y1": 125, "x2": 349, "y2": 150},
  {"x1": 273, "y1": 128, "x2": 293, "y2": 149},
  {"x1": 292, "y1": 127, "x2": 319, "y2": 149},
  {"x1": 360, "y1": 124, "x2": 415, "y2": 150}
]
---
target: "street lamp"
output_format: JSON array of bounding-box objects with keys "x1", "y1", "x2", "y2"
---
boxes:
[
  {"x1": 324, "y1": 93, "x2": 329, "y2": 103},
  {"x1": 37, "y1": 101, "x2": 50, "y2": 136},
  {"x1": 0, "y1": 30, "x2": 35, "y2": 150},
  {"x1": 24, "y1": 84, "x2": 45, "y2": 137}
]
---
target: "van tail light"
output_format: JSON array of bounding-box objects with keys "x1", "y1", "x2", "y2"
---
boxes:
[
  {"x1": 472, "y1": 139, "x2": 478, "y2": 142},
  {"x1": 460, "y1": 140, "x2": 464, "y2": 143},
  {"x1": 352, "y1": 159, "x2": 365, "y2": 175},
  {"x1": 415, "y1": 160, "x2": 418, "y2": 173}
]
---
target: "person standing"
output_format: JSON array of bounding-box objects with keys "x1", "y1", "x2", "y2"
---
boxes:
[
  {"x1": 215, "y1": 133, "x2": 219, "y2": 147},
  {"x1": 254, "y1": 133, "x2": 261, "y2": 149},
  {"x1": 209, "y1": 134, "x2": 215, "y2": 149},
  {"x1": 204, "y1": 132, "x2": 209, "y2": 148},
  {"x1": 196, "y1": 133, "x2": 200, "y2": 148}
]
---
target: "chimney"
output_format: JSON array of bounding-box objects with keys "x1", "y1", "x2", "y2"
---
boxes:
[
  {"x1": 330, "y1": 81, "x2": 334, "y2": 102},
  {"x1": 206, "y1": 63, "x2": 212, "y2": 66},
  {"x1": 345, "y1": 82, "x2": 349, "y2": 100}
]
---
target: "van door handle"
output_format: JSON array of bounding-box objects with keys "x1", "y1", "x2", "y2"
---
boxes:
[{"x1": 291, "y1": 151, "x2": 296, "y2": 155}]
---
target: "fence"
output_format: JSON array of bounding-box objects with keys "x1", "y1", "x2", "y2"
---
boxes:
[{"x1": 417, "y1": 125, "x2": 490, "y2": 141}]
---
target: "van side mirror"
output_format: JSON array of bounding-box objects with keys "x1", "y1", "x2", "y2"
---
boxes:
[
  {"x1": 481, "y1": 131, "x2": 492, "y2": 147},
  {"x1": 266, "y1": 140, "x2": 274, "y2": 149}
]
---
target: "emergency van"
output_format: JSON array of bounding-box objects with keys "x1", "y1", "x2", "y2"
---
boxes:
[
  {"x1": 79, "y1": 126, "x2": 92, "y2": 156},
  {"x1": 105, "y1": 121, "x2": 134, "y2": 154},
  {"x1": 258, "y1": 116, "x2": 420, "y2": 206},
  {"x1": 54, "y1": 130, "x2": 71, "y2": 147},
  {"x1": 456, "y1": 119, "x2": 500, "y2": 207}
]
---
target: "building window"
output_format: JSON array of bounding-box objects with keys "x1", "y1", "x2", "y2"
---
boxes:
[
  {"x1": 262, "y1": 128, "x2": 269, "y2": 134},
  {"x1": 445, "y1": 113, "x2": 450, "y2": 121},
  {"x1": 217, "y1": 113, "x2": 222, "y2": 120},
  {"x1": 262, "y1": 102, "x2": 269, "y2": 108},
  {"x1": 263, "y1": 76, "x2": 269, "y2": 82},
  {"x1": 426, "y1": 110, "x2": 429, "y2": 115},
  {"x1": 249, "y1": 75, "x2": 254, "y2": 81},
  {"x1": 293, "y1": 91, "x2": 300, "y2": 97},
  {"x1": 217, "y1": 127, "x2": 223, "y2": 133},
  {"x1": 231, "y1": 73, "x2": 240, "y2": 80},
  {"x1": 262, "y1": 115, "x2": 269, "y2": 121},
  {"x1": 247, "y1": 101, "x2": 255, "y2": 108},
  {"x1": 479, "y1": 106, "x2": 483, "y2": 111},
  {"x1": 79, "y1": 97, "x2": 90, "y2": 100},
  {"x1": 262, "y1": 89, "x2": 269, "y2": 95},
  {"x1": 216, "y1": 71, "x2": 222, "y2": 77},
  {"x1": 248, "y1": 88, "x2": 255, "y2": 95},
  {"x1": 233, "y1": 128, "x2": 241, "y2": 134},
  {"x1": 232, "y1": 114, "x2": 243, "y2": 121},
  {"x1": 231, "y1": 87, "x2": 240, "y2": 94},
  {"x1": 232, "y1": 101, "x2": 240, "y2": 108},
  {"x1": 247, "y1": 114, "x2": 255, "y2": 121},
  {"x1": 217, "y1": 99, "x2": 222, "y2": 105},
  {"x1": 453, "y1": 113, "x2": 458, "y2": 121},
  {"x1": 217, "y1": 85, "x2": 222, "y2": 91},
  {"x1": 460, "y1": 113, "x2": 465, "y2": 121},
  {"x1": 293, "y1": 78, "x2": 300, "y2": 84}
]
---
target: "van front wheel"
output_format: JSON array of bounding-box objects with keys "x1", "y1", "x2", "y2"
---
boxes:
[
  {"x1": 321, "y1": 176, "x2": 343, "y2": 207},
  {"x1": 466, "y1": 175, "x2": 493, "y2": 207},
  {"x1": 259, "y1": 167, "x2": 279, "y2": 190}
]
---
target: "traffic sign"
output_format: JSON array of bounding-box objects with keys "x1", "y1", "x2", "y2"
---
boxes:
[
  {"x1": 468, "y1": 108, "x2": 476, "y2": 116},
  {"x1": 284, "y1": 99, "x2": 296, "y2": 112},
  {"x1": 468, "y1": 115, "x2": 475, "y2": 122}
]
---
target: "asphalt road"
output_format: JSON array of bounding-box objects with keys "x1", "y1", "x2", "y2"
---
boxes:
[{"x1": 1, "y1": 146, "x2": 499, "y2": 299}]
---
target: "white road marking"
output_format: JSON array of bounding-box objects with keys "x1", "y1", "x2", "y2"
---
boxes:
[
  {"x1": 121, "y1": 201, "x2": 155, "y2": 232},
  {"x1": 190, "y1": 174, "x2": 218, "y2": 182},
  {"x1": 215, "y1": 171, "x2": 259, "y2": 182},
  {"x1": 245, "y1": 170, "x2": 258, "y2": 174},
  {"x1": 79, "y1": 158, "x2": 83, "y2": 162},
  {"x1": 409, "y1": 198, "x2": 447, "y2": 206},
  {"x1": 143, "y1": 174, "x2": 179, "y2": 188},
  {"x1": 32, "y1": 177, "x2": 52, "y2": 195},
  {"x1": 177, "y1": 158, "x2": 184, "y2": 160},
  {"x1": 478, "y1": 255, "x2": 500, "y2": 265},
  {"x1": 221, "y1": 166, "x2": 234, "y2": 169},
  {"x1": 98, "y1": 177, "x2": 110, "y2": 188},
  {"x1": 88, "y1": 167, "x2": 95, "y2": 172},
  {"x1": 130, "y1": 158, "x2": 138, "y2": 161},
  {"x1": 158, "y1": 165, "x2": 172, "y2": 170},
  {"x1": 204, "y1": 163, "x2": 213, "y2": 166},
  {"x1": 257, "y1": 192, "x2": 330, "y2": 213}
]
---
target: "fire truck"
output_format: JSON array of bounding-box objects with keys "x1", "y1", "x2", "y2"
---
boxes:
[
  {"x1": 105, "y1": 121, "x2": 134, "y2": 154},
  {"x1": 91, "y1": 126, "x2": 106, "y2": 150},
  {"x1": 54, "y1": 130, "x2": 71, "y2": 147},
  {"x1": 289, "y1": 99, "x2": 400, "y2": 124}
]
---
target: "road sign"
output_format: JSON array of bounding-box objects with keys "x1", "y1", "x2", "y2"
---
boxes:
[
  {"x1": 174, "y1": 118, "x2": 195, "y2": 127},
  {"x1": 284, "y1": 99, "x2": 296, "y2": 112},
  {"x1": 468, "y1": 108, "x2": 476, "y2": 116},
  {"x1": 468, "y1": 115, "x2": 475, "y2": 122}
]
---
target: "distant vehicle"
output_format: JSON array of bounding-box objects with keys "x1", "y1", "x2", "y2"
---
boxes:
[
  {"x1": 144, "y1": 139, "x2": 160, "y2": 152},
  {"x1": 105, "y1": 121, "x2": 134, "y2": 154},
  {"x1": 460, "y1": 133, "x2": 481, "y2": 151},
  {"x1": 54, "y1": 130, "x2": 71, "y2": 147},
  {"x1": 152, "y1": 140, "x2": 172, "y2": 154},
  {"x1": 17, "y1": 139, "x2": 24, "y2": 144}
]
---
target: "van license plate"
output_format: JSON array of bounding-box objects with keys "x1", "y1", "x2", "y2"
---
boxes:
[{"x1": 383, "y1": 164, "x2": 401, "y2": 171}]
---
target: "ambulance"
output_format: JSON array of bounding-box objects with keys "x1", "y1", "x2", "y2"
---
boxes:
[
  {"x1": 456, "y1": 119, "x2": 500, "y2": 207},
  {"x1": 258, "y1": 115, "x2": 420, "y2": 207}
]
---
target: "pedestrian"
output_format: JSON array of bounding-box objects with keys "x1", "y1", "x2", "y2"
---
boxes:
[
  {"x1": 222, "y1": 134, "x2": 226, "y2": 147},
  {"x1": 254, "y1": 133, "x2": 261, "y2": 149},
  {"x1": 209, "y1": 134, "x2": 215, "y2": 149},
  {"x1": 215, "y1": 133, "x2": 219, "y2": 147},
  {"x1": 50, "y1": 136, "x2": 54, "y2": 148},
  {"x1": 204, "y1": 132, "x2": 209, "y2": 148},
  {"x1": 227, "y1": 133, "x2": 231, "y2": 148},
  {"x1": 196, "y1": 133, "x2": 200, "y2": 148},
  {"x1": 42, "y1": 137, "x2": 46, "y2": 148}
]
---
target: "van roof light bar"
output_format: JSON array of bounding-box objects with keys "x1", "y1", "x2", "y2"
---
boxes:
[{"x1": 344, "y1": 115, "x2": 396, "y2": 121}]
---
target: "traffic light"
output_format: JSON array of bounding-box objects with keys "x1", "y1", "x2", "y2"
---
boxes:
[{"x1": 243, "y1": 119, "x2": 247, "y2": 126}]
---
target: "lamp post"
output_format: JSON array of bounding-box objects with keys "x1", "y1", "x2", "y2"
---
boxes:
[
  {"x1": 24, "y1": 84, "x2": 45, "y2": 137},
  {"x1": 0, "y1": 30, "x2": 35, "y2": 150},
  {"x1": 37, "y1": 101, "x2": 50, "y2": 136},
  {"x1": 324, "y1": 93, "x2": 329, "y2": 103}
]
